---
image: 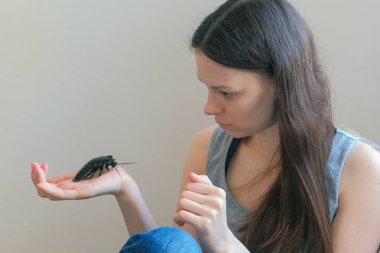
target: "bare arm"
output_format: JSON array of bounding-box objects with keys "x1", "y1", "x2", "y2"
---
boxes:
[
  {"x1": 172, "y1": 125, "x2": 250, "y2": 253},
  {"x1": 114, "y1": 177, "x2": 158, "y2": 235},
  {"x1": 171, "y1": 125, "x2": 217, "y2": 238},
  {"x1": 332, "y1": 141, "x2": 380, "y2": 252}
]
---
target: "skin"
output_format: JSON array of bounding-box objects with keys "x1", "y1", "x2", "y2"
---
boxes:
[{"x1": 31, "y1": 52, "x2": 380, "y2": 252}]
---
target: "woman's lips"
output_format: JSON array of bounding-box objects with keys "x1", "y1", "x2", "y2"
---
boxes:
[{"x1": 217, "y1": 122, "x2": 230, "y2": 129}]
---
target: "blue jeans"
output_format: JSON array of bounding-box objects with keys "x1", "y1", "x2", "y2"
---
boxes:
[{"x1": 119, "y1": 226, "x2": 202, "y2": 253}]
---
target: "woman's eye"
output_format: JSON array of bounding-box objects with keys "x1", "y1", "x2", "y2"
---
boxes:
[{"x1": 220, "y1": 91, "x2": 232, "y2": 97}]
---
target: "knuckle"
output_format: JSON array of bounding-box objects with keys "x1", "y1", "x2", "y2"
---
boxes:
[
  {"x1": 214, "y1": 187, "x2": 226, "y2": 198},
  {"x1": 209, "y1": 209, "x2": 219, "y2": 220},
  {"x1": 178, "y1": 198, "x2": 187, "y2": 209},
  {"x1": 177, "y1": 210, "x2": 187, "y2": 219},
  {"x1": 214, "y1": 198, "x2": 224, "y2": 210},
  {"x1": 36, "y1": 188, "x2": 47, "y2": 197},
  {"x1": 199, "y1": 175, "x2": 209, "y2": 181},
  {"x1": 181, "y1": 190, "x2": 190, "y2": 198}
]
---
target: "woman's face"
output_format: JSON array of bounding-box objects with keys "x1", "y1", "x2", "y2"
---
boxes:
[{"x1": 196, "y1": 52, "x2": 277, "y2": 138}]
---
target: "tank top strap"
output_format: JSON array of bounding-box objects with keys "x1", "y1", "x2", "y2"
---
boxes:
[{"x1": 326, "y1": 128, "x2": 359, "y2": 221}]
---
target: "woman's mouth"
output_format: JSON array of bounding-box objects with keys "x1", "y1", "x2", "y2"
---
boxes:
[{"x1": 217, "y1": 122, "x2": 230, "y2": 129}]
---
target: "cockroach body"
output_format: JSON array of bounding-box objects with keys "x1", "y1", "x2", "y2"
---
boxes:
[{"x1": 73, "y1": 155, "x2": 135, "y2": 182}]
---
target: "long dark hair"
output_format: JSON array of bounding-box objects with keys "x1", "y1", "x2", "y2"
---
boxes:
[{"x1": 191, "y1": 0, "x2": 335, "y2": 252}]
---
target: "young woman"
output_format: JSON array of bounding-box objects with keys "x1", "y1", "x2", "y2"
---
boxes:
[{"x1": 31, "y1": 0, "x2": 380, "y2": 252}]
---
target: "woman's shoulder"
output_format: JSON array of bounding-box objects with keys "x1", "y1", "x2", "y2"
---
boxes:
[
  {"x1": 340, "y1": 140, "x2": 380, "y2": 200},
  {"x1": 332, "y1": 140, "x2": 380, "y2": 251},
  {"x1": 344, "y1": 140, "x2": 380, "y2": 179},
  {"x1": 181, "y1": 125, "x2": 218, "y2": 175},
  {"x1": 331, "y1": 128, "x2": 380, "y2": 183},
  {"x1": 192, "y1": 124, "x2": 219, "y2": 148}
]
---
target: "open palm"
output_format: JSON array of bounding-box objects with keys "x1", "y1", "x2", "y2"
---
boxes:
[{"x1": 31, "y1": 162, "x2": 132, "y2": 200}]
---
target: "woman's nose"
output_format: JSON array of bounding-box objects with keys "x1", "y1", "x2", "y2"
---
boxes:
[{"x1": 203, "y1": 94, "x2": 223, "y2": 115}]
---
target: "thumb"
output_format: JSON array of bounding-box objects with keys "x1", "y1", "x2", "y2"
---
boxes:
[{"x1": 188, "y1": 171, "x2": 213, "y2": 185}]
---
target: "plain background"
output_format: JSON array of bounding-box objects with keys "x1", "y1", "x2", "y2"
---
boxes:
[{"x1": 0, "y1": 0, "x2": 379, "y2": 252}]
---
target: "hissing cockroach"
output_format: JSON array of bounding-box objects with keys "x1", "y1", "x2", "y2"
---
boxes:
[{"x1": 73, "y1": 155, "x2": 136, "y2": 182}]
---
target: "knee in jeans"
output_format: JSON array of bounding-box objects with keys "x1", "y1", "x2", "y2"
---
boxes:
[{"x1": 120, "y1": 226, "x2": 201, "y2": 253}]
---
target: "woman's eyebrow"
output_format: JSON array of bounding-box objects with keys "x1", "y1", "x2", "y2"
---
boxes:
[{"x1": 196, "y1": 74, "x2": 232, "y2": 89}]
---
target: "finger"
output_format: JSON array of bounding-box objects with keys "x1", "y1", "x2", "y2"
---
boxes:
[
  {"x1": 37, "y1": 184, "x2": 69, "y2": 200},
  {"x1": 174, "y1": 219, "x2": 185, "y2": 227},
  {"x1": 188, "y1": 172, "x2": 213, "y2": 185},
  {"x1": 36, "y1": 187, "x2": 48, "y2": 198},
  {"x1": 186, "y1": 182, "x2": 214, "y2": 195},
  {"x1": 173, "y1": 210, "x2": 203, "y2": 230},
  {"x1": 37, "y1": 183, "x2": 85, "y2": 200},
  {"x1": 31, "y1": 163, "x2": 38, "y2": 183},
  {"x1": 181, "y1": 190, "x2": 210, "y2": 205},
  {"x1": 31, "y1": 162, "x2": 47, "y2": 185},
  {"x1": 31, "y1": 164, "x2": 48, "y2": 198},
  {"x1": 47, "y1": 171, "x2": 76, "y2": 183},
  {"x1": 41, "y1": 163, "x2": 49, "y2": 175},
  {"x1": 177, "y1": 197, "x2": 210, "y2": 217}
]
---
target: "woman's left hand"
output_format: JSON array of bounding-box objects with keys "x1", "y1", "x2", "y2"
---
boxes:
[{"x1": 173, "y1": 172, "x2": 235, "y2": 253}]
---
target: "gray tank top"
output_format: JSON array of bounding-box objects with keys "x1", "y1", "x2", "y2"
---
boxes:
[{"x1": 207, "y1": 127, "x2": 359, "y2": 241}]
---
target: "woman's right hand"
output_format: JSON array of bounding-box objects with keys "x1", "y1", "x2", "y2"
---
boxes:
[
  {"x1": 31, "y1": 162, "x2": 158, "y2": 234},
  {"x1": 31, "y1": 162, "x2": 135, "y2": 201}
]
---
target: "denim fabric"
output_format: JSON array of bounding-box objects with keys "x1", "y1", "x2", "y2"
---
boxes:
[{"x1": 119, "y1": 226, "x2": 202, "y2": 253}]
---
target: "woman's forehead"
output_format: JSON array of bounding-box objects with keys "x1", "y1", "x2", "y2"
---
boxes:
[{"x1": 195, "y1": 52, "x2": 272, "y2": 88}]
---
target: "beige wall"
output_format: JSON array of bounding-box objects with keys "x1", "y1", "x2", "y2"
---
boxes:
[
  {"x1": 290, "y1": 0, "x2": 380, "y2": 140},
  {"x1": 0, "y1": 0, "x2": 378, "y2": 252}
]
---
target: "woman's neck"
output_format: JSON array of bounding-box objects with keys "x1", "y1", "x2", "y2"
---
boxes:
[{"x1": 242, "y1": 122, "x2": 280, "y2": 159}]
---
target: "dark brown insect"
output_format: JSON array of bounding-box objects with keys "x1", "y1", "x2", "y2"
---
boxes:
[{"x1": 73, "y1": 155, "x2": 135, "y2": 182}]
